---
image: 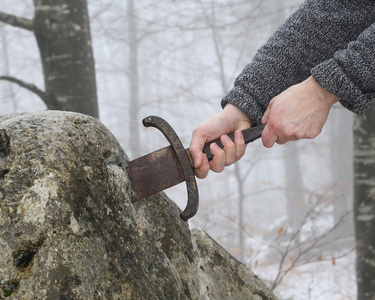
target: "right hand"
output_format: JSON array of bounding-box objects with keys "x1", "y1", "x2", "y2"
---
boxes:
[
  {"x1": 261, "y1": 76, "x2": 340, "y2": 148},
  {"x1": 189, "y1": 103, "x2": 252, "y2": 179}
]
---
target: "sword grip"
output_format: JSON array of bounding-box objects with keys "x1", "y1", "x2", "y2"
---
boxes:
[{"x1": 202, "y1": 124, "x2": 266, "y2": 161}]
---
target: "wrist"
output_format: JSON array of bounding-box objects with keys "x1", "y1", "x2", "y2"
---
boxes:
[
  {"x1": 222, "y1": 103, "x2": 253, "y2": 130},
  {"x1": 308, "y1": 76, "x2": 341, "y2": 106}
]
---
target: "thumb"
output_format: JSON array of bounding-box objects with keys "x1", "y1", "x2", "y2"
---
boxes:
[
  {"x1": 262, "y1": 124, "x2": 277, "y2": 148},
  {"x1": 189, "y1": 146, "x2": 203, "y2": 169},
  {"x1": 190, "y1": 127, "x2": 209, "y2": 168},
  {"x1": 262, "y1": 99, "x2": 274, "y2": 124}
]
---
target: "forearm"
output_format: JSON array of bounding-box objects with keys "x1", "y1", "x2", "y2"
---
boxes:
[
  {"x1": 312, "y1": 22, "x2": 375, "y2": 114},
  {"x1": 222, "y1": 0, "x2": 375, "y2": 124}
]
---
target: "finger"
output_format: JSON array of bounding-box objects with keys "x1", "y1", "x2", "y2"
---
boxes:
[
  {"x1": 209, "y1": 143, "x2": 225, "y2": 173},
  {"x1": 275, "y1": 137, "x2": 288, "y2": 145},
  {"x1": 194, "y1": 154, "x2": 210, "y2": 179},
  {"x1": 234, "y1": 130, "x2": 246, "y2": 160},
  {"x1": 274, "y1": 123, "x2": 299, "y2": 144},
  {"x1": 190, "y1": 128, "x2": 208, "y2": 168},
  {"x1": 189, "y1": 146, "x2": 203, "y2": 169},
  {"x1": 261, "y1": 98, "x2": 274, "y2": 124},
  {"x1": 262, "y1": 108, "x2": 271, "y2": 124},
  {"x1": 221, "y1": 135, "x2": 236, "y2": 166},
  {"x1": 276, "y1": 134, "x2": 298, "y2": 145},
  {"x1": 262, "y1": 124, "x2": 278, "y2": 148}
]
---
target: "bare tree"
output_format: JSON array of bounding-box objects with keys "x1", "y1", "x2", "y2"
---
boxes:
[
  {"x1": 178, "y1": 0, "x2": 305, "y2": 262},
  {"x1": 330, "y1": 105, "x2": 354, "y2": 234},
  {"x1": 0, "y1": 28, "x2": 17, "y2": 112},
  {"x1": 0, "y1": 0, "x2": 98, "y2": 118},
  {"x1": 97, "y1": 0, "x2": 178, "y2": 157},
  {"x1": 125, "y1": 0, "x2": 141, "y2": 157},
  {"x1": 284, "y1": 142, "x2": 307, "y2": 228},
  {"x1": 245, "y1": 188, "x2": 354, "y2": 292},
  {"x1": 353, "y1": 106, "x2": 375, "y2": 300}
]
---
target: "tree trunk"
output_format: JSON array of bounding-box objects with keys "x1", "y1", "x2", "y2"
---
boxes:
[
  {"x1": 353, "y1": 107, "x2": 375, "y2": 300},
  {"x1": 330, "y1": 106, "x2": 353, "y2": 234},
  {"x1": 284, "y1": 142, "x2": 306, "y2": 228},
  {"x1": 1, "y1": 30, "x2": 17, "y2": 113},
  {"x1": 235, "y1": 164, "x2": 245, "y2": 262},
  {"x1": 127, "y1": 0, "x2": 141, "y2": 158},
  {"x1": 33, "y1": 0, "x2": 99, "y2": 118}
]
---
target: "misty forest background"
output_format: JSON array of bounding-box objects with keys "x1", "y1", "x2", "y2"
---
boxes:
[{"x1": 1, "y1": 0, "x2": 375, "y2": 299}]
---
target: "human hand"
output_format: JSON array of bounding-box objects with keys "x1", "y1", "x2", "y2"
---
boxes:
[
  {"x1": 261, "y1": 76, "x2": 340, "y2": 148},
  {"x1": 189, "y1": 103, "x2": 252, "y2": 179}
]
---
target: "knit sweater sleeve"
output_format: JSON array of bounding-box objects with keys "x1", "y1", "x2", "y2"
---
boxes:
[
  {"x1": 222, "y1": 0, "x2": 375, "y2": 125},
  {"x1": 311, "y1": 22, "x2": 375, "y2": 114}
]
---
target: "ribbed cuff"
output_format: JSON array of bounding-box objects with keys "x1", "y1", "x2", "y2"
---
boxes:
[
  {"x1": 311, "y1": 59, "x2": 372, "y2": 114},
  {"x1": 221, "y1": 86, "x2": 264, "y2": 125}
]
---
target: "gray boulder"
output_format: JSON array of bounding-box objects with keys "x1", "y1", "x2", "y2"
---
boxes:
[{"x1": 0, "y1": 111, "x2": 277, "y2": 300}]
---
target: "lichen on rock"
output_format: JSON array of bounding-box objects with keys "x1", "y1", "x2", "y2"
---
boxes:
[{"x1": 0, "y1": 111, "x2": 277, "y2": 299}]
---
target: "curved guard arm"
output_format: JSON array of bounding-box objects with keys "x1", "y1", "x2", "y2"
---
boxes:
[{"x1": 142, "y1": 116, "x2": 199, "y2": 221}]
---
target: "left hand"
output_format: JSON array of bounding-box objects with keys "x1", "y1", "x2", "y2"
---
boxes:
[
  {"x1": 189, "y1": 104, "x2": 251, "y2": 179},
  {"x1": 261, "y1": 76, "x2": 340, "y2": 148}
]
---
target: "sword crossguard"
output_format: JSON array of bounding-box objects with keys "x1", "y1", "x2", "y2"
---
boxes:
[{"x1": 142, "y1": 116, "x2": 199, "y2": 221}]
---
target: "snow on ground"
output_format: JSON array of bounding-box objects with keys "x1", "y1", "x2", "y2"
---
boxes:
[{"x1": 252, "y1": 249, "x2": 356, "y2": 300}]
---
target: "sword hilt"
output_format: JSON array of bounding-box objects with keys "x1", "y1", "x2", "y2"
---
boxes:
[
  {"x1": 202, "y1": 124, "x2": 265, "y2": 161},
  {"x1": 139, "y1": 116, "x2": 265, "y2": 222}
]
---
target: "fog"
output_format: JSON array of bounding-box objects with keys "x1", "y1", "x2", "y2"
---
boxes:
[{"x1": 0, "y1": 0, "x2": 356, "y2": 298}]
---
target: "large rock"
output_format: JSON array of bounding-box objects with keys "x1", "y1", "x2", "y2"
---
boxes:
[{"x1": 0, "y1": 111, "x2": 277, "y2": 299}]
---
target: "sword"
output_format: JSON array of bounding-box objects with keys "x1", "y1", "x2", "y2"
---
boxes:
[{"x1": 126, "y1": 116, "x2": 265, "y2": 221}]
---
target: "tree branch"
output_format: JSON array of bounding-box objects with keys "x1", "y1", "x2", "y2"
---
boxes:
[
  {"x1": 0, "y1": 76, "x2": 60, "y2": 109},
  {"x1": 0, "y1": 75, "x2": 45, "y2": 99},
  {"x1": 0, "y1": 11, "x2": 33, "y2": 31}
]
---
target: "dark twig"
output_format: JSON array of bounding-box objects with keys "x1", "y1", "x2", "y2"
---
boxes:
[{"x1": 0, "y1": 76, "x2": 60, "y2": 109}]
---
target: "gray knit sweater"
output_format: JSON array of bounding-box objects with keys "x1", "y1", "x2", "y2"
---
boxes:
[{"x1": 222, "y1": 0, "x2": 375, "y2": 125}]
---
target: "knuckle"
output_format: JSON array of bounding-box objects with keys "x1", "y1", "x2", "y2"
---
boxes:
[
  {"x1": 268, "y1": 121, "x2": 280, "y2": 131},
  {"x1": 195, "y1": 164, "x2": 210, "y2": 179},
  {"x1": 192, "y1": 127, "x2": 204, "y2": 138},
  {"x1": 311, "y1": 128, "x2": 322, "y2": 138},
  {"x1": 221, "y1": 135, "x2": 233, "y2": 147},
  {"x1": 212, "y1": 166, "x2": 224, "y2": 173},
  {"x1": 196, "y1": 172, "x2": 207, "y2": 179},
  {"x1": 295, "y1": 132, "x2": 304, "y2": 140},
  {"x1": 282, "y1": 125, "x2": 300, "y2": 140},
  {"x1": 225, "y1": 158, "x2": 235, "y2": 167},
  {"x1": 235, "y1": 147, "x2": 246, "y2": 161}
]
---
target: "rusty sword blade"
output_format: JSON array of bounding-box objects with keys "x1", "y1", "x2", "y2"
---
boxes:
[
  {"x1": 125, "y1": 115, "x2": 265, "y2": 221},
  {"x1": 126, "y1": 146, "x2": 186, "y2": 200}
]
